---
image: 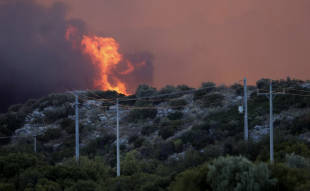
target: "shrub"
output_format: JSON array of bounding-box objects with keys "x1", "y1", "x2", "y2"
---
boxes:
[
  {"x1": 85, "y1": 90, "x2": 121, "y2": 100},
  {"x1": 256, "y1": 78, "x2": 270, "y2": 89},
  {"x1": 65, "y1": 180, "x2": 100, "y2": 191},
  {"x1": 207, "y1": 156, "x2": 277, "y2": 191},
  {"x1": 121, "y1": 151, "x2": 142, "y2": 176},
  {"x1": 35, "y1": 178, "x2": 61, "y2": 191},
  {"x1": 201, "y1": 92, "x2": 224, "y2": 107},
  {"x1": 176, "y1": 84, "x2": 193, "y2": 91},
  {"x1": 128, "y1": 135, "x2": 139, "y2": 144},
  {"x1": 141, "y1": 125, "x2": 157, "y2": 136},
  {"x1": 20, "y1": 99, "x2": 40, "y2": 114},
  {"x1": 134, "y1": 137, "x2": 145, "y2": 148},
  {"x1": 167, "y1": 111, "x2": 183, "y2": 120},
  {"x1": 295, "y1": 181, "x2": 310, "y2": 191},
  {"x1": 136, "y1": 84, "x2": 157, "y2": 98},
  {"x1": 60, "y1": 118, "x2": 74, "y2": 129},
  {"x1": 0, "y1": 112, "x2": 26, "y2": 135},
  {"x1": 19, "y1": 169, "x2": 43, "y2": 191},
  {"x1": 271, "y1": 163, "x2": 310, "y2": 191},
  {"x1": 8, "y1": 104, "x2": 23, "y2": 113},
  {"x1": 285, "y1": 153, "x2": 310, "y2": 170},
  {"x1": 127, "y1": 105, "x2": 158, "y2": 123},
  {"x1": 37, "y1": 128, "x2": 62, "y2": 142},
  {"x1": 159, "y1": 126, "x2": 175, "y2": 140},
  {"x1": 169, "y1": 99, "x2": 187, "y2": 108},
  {"x1": 193, "y1": 81, "x2": 217, "y2": 100},
  {"x1": 48, "y1": 93, "x2": 74, "y2": 107},
  {"x1": 174, "y1": 139, "x2": 183, "y2": 153},
  {"x1": 201, "y1": 81, "x2": 216, "y2": 91},
  {"x1": 65, "y1": 123, "x2": 84, "y2": 134},
  {"x1": 0, "y1": 183, "x2": 15, "y2": 191},
  {"x1": 168, "y1": 163, "x2": 210, "y2": 191},
  {"x1": 204, "y1": 145, "x2": 223, "y2": 159},
  {"x1": 43, "y1": 104, "x2": 74, "y2": 124}
]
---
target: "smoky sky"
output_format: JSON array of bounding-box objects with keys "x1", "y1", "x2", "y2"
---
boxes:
[
  {"x1": 0, "y1": 0, "x2": 155, "y2": 113},
  {"x1": 113, "y1": 51, "x2": 155, "y2": 94},
  {"x1": 0, "y1": 0, "x2": 95, "y2": 113},
  {"x1": 37, "y1": 0, "x2": 310, "y2": 88}
]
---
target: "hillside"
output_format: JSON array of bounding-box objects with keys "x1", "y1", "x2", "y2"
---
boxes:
[{"x1": 0, "y1": 78, "x2": 310, "y2": 191}]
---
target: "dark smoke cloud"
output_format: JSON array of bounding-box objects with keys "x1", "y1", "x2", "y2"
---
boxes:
[
  {"x1": 0, "y1": 0, "x2": 96, "y2": 113},
  {"x1": 0, "y1": 0, "x2": 155, "y2": 113}
]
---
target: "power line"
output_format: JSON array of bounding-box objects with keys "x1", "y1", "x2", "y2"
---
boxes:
[{"x1": 36, "y1": 141, "x2": 56, "y2": 165}]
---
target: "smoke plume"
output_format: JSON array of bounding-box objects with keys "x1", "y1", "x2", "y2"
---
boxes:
[{"x1": 0, "y1": 0, "x2": 154, "y2": 113}]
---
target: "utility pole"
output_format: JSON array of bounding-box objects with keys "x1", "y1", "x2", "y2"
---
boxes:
[
  {"x1": 116, "y1": 98, "x2": 120, "y2": 177},
  {"x1": 28, "y1": 124, "x2": 44, "y2": 152},
  {"x1": 244, "y1": 78, "x2": 248, "y2": 141},
  {"x1": 106, "y1": 99, "x2": 130, "y2": 177},
  {"x1": 257, "y1": 80, "x2": 285, "y2": 163},
  {"x1": 66, "y1": 90, "x2": 87, "y2": 162}
]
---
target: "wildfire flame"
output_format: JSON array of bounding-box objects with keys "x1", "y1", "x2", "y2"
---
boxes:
[
  {"x1": 119, "y1": 61, "x2": 134, "y2": 75},
  {"x1": 65, "y1": 26, "x2": 146, "y2": 95}
]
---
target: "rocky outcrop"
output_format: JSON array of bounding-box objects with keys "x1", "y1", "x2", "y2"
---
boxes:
[{"x1": 250, "y1": 125, "x2": 270, "y2": 142}]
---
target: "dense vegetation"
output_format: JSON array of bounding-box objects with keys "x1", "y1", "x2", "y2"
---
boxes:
[{"x1": 0, "y1": 77, "x2": 310, "y2": 190}]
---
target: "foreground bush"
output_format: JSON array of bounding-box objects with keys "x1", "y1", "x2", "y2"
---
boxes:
[
  {"x1": 207, "y1": 156, "x2": 277, "y2": 191},
  {"x1": 168, "y1": 163, "x2": 210, "y2": 191},
  {"x1": 285, "y1": 153, "x2": 310, "y2": 170}
]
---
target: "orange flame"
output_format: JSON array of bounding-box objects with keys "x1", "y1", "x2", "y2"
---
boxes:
[
  {"x1": 66, "y1": 26, "x2": 145, "y2": 95},
  {"x1": 119, "y1": 61, "x2": 134, "y2": 75}
]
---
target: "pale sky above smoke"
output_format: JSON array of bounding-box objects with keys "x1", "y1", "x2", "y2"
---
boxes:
[{"x1": 36, "y1": 0, "x2": 310, "y2": 87}]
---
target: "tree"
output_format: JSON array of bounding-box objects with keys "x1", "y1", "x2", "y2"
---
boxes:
[{"x1": 207, "y1": 156, "x2": 277, "y2": 191}]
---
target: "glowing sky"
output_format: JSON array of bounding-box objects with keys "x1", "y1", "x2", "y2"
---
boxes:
[{"x1": 36, "y1": 0, "x2": 310, "y2": 87}]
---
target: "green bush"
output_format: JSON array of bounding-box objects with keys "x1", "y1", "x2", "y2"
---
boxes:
[
  {"x1": 167, "y1": 111, "x2": 183, "y2": 120},
  {"x1": 174, "y1": 139, "x2": 183, "y2": 153},
  {"x1": 207, "y1": 156, "x2": 277, "y2": 191},
  {"x1": 35, "y1": 178, "x2": 61, "y2": 191},
  {"x1": 169, "y1": 99, "x2": 187, "y2": 108},
  {"x1": 176, "y1": 84, "x2": 193, "y2": 91},
  {"x1": 201, "y1": 81, "x2": 216, "y2": 91},
  {"x1": 256, "y1": 78, "x2": 270, "y2": 90},
  {"x1": 136, "y1": 84, "x2": 157, "y2": 98},
  {"x1": 37, "y1": 128, "x2": 62, "y2": 142},
  {"x1": 157, "y1": 85, "x2": 183, "y2": 99},
  {"x1": 134, "y1": 137, "x2": 145, "y2": 148},
  {"x1": 231, "y1": 83, "x2": 244, "y2": 95},
  {"x1": 168, "y1": 163, "x2": 210, "y2": 191},
  {"x1": 19, "y1": 169, "x2": 43, "y2": 191},
  {"x1": 128, "y1": 135, "x2": 139, "y2": 144},
  {"x1": 271, "y1": 163, "x2": 310, "y2": 191},
  {"x1": 43, "y1": 105, "x2": 74, "y2": 124},
  {"x1": 8, "y1": 104, "x2": 23, "y2": 113},
  {"x1": 127, "y1": 105, "x2": 158, "y2": 123},
  {"x1": 0, "y1": 183, "x2": 15, "y2": 191},
  {"x1": 201, "y1": 92, "x2": 224, "y2": 107},
  {"x1": 159, "y1": 126, "x2": 175, "y2": 140},
  {"x1": 141, "y1": 125, "x2": 157, "y2": 136},
  {"x1": 65, "y1": 123, "x2": 84, "y2": 134},
  {"x1": 285, "y1": 153, "x2": 310, "y2": 170},
  {"x1": 64, "y1": 180, "x2": 100, "y2": 191},
  {"x1": 60, "y1": 118, "x2": 74, "y2": 129}
]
